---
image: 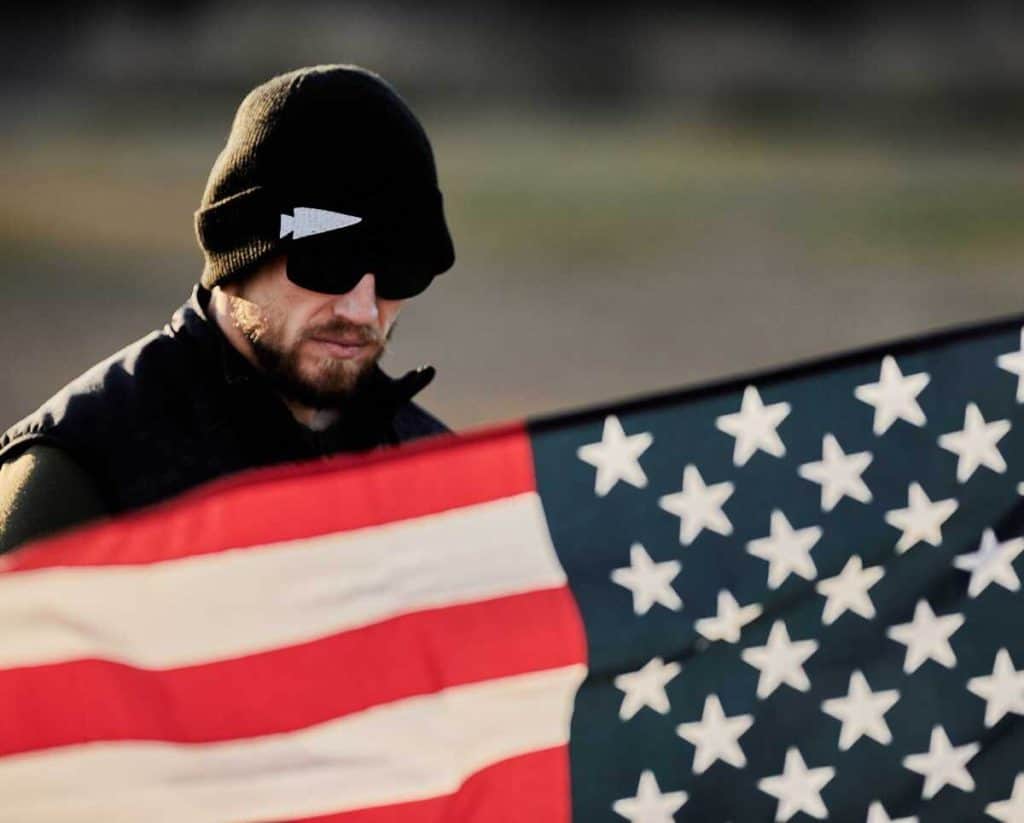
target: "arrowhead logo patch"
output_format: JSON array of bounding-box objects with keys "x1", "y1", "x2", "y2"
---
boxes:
[{"x1": 279, "y1": 207, "x2": 363, "y2": 239}]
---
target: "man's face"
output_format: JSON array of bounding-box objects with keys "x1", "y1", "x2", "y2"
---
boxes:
[{"x1": 222, "y1": 254, "x2": 405, "y2": 408}]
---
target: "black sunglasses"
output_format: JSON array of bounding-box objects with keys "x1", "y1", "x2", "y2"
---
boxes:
[
  {"x1": 287, "y1": 254, "x2": 436, "y2": 300},
  {"x1": 283, "y1": 208, "x2": 451, "y2": 299}
]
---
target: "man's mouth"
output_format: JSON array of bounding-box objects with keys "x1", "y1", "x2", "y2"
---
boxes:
[{"x1": 308, "y1": 336, "x2": 372, "y2": 358}]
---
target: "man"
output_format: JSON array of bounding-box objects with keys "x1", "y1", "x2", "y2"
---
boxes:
[{"x1": 0, "y1": 64, "x2": 457, "y2": 554}]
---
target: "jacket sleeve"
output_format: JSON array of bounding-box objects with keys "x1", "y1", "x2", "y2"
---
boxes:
[{"x1": 0, "y1": 444, "x2": 109, "y2": 555}]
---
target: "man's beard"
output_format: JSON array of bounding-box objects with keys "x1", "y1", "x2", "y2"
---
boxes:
[{"x1": 238, "y1": 311, "x2": 394, "y2": 409}]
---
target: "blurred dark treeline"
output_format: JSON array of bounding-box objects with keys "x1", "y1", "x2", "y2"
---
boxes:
[{"x1": 5, "y1": 1, "x2": 1024, "y2": 136}]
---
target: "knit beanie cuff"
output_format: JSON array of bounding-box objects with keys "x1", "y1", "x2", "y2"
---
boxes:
[
  {"x1": 195, "y1": 186, "x2": 280, "y2": 288},
  {"x1": 195, "y1": 183, "x2": 454, "y2": 290}
]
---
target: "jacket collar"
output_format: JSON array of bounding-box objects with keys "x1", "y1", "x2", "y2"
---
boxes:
[{"x1": 173, "y1": 284, "x2": 437, "y2": 415}]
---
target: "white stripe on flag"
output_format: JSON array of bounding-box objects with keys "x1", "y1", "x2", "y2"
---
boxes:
[
  {"x1": 0, "y1": 492, "x2": 564, "y2": 670},
  {"x1": 0, "y1": 664, "x2": 586, "y2": 822}
]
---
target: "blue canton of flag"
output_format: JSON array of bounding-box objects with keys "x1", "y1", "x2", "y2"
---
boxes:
[{"x1": 529, "y1": 316, "x2": 1024, "y2": 822}]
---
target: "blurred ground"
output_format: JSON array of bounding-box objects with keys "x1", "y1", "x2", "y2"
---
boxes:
[{"x1": 3, "y1": 5, "x2": 1024, "y2": 432}]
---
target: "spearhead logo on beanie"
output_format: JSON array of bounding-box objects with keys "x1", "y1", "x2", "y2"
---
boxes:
[{"x1": 279, "y1": 207, "x2": 363, "y2": 240}]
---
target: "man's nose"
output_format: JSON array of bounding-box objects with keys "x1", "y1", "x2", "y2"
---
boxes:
[{"x1": 331, "y1": 273, "x2": 379, "y2": 325}]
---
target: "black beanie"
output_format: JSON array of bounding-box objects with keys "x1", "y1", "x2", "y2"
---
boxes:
[{"x1": 195, "y1": 64, "x2": 455, "y2": 290}]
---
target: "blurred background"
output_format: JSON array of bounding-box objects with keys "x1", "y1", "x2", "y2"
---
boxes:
[{"x1": 2, "y1": 2, "x2": 1023, "y2": 432}]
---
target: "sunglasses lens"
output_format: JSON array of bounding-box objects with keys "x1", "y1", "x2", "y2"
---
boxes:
[
  {"x1": 374, "y1": 266, "x2": 435, "y2": 299},
  {"x1": 285, "y1": 231, "x2": 366, "y2": 295}
]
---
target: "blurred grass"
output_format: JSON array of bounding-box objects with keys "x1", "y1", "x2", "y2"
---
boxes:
[{"x1": 3, "y1": 110, "x2": 1023, "y2": 270}]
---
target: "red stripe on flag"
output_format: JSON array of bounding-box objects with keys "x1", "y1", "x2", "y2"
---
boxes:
[
  {"x1": 0, "y1": 587, "x2": 586, "y2": 756},
  {"x1": 4, "y1": 422, "x2": 534, "y2": 572},
  {"x1": 287, "y1": 745, "x2": 573, "y2": 823}
]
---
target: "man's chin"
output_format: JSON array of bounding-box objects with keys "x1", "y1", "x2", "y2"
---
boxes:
[
  {"x1": 249, "y1": 336, "x2": 382, "y2": 409},
  {"x1": 295, "y1": 355, "x2": 380, "y2": 401}
]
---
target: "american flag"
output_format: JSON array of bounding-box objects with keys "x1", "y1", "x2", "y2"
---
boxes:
[{"x1": 2, "y1": 315, "x2": 1024, "y2": 821}]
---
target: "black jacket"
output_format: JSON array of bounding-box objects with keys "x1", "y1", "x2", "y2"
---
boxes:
[{"x1": 0, "y1": 284, "x2": 450, "y2": 550}]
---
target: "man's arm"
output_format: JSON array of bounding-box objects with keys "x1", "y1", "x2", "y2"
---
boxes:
[{"x1": 0, "y1": 445, "x2": 108, "y2": 555}]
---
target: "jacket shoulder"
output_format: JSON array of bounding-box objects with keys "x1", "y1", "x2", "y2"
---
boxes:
[
  {"x1": 392, "y1": 400, "x2": 452, "y2": 443},
  {"x1": 0, "y1": 444, "x2": 108, "y2": 555},
  {"x1": 0, "y1": 328, "x2": 195, "y2": 469}
]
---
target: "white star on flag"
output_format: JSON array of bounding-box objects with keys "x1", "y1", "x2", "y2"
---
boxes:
[
  {"x1": 865, "y1": 801, "x2": 918, "y2": 823},
  {"x1": 996, "y1": 327, "x2": 1024, "y2": 402},
  {"x1": 884, "y1": 483, "x2": 958, "y2": 554},
  {"x1": 757, "y1": 747, "x2": 835, "y2": 822},
  {"x1": 612, "y1": 770, "x2": 687, "y2": 823},
  {"x1": 902, "y1": 725, "x2": 979, "y2": 800},
  {"x1": 886, "y1": 599, "x2": 964, "y2": 674},
  {"x1": 658, "y1": 464, "x2": 734, "y2": 546},
  {"x1": 986, "y1": 773, "x2": 1024, "y2": 823},
  {"x1": 798, "y1": 434, "x2": 873, "y2": 511},
  {"x1": 741, "y1": 620, "x2": 819, "y2": 699},
  {"x1": 953, "y1": 528, "x2": 1023, "y2": 598},
  {"x1": 854, "y1": 355, "x2": 930, "y2": 436},
  {"x1": 966, "y1": 648, "x2": 1024, "y2": 728},
  {"x1": 715, "y1": 385, "x2": 791, "y2": 466},
  {"x1": 614, "y1": 657, "x2": 682, "y2": 721},
  {"x1": 675, "y1": 694, "x2": 754, "y2": 774},
  {"x1": 610, "y1": 543, "x2": 682, "y2": 616},
  {"x1": 577, "y1": 415, "x2": 654, "y2": 497},
  {"x1": 815, "y1": 555, "x2": 884, "y2": 625},
  {"x1": 694, "y1": 590, "x2": 763, "y2": 644},
  {"x1": 821, "y1": 670, "x2": 900, "y2": 751},
  {"x1": 746, "y1": 509, "x2": 823, "y2": 589},
  {"x1": 938, "y1": 402, "x2": 1011, "y2": 483}
]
